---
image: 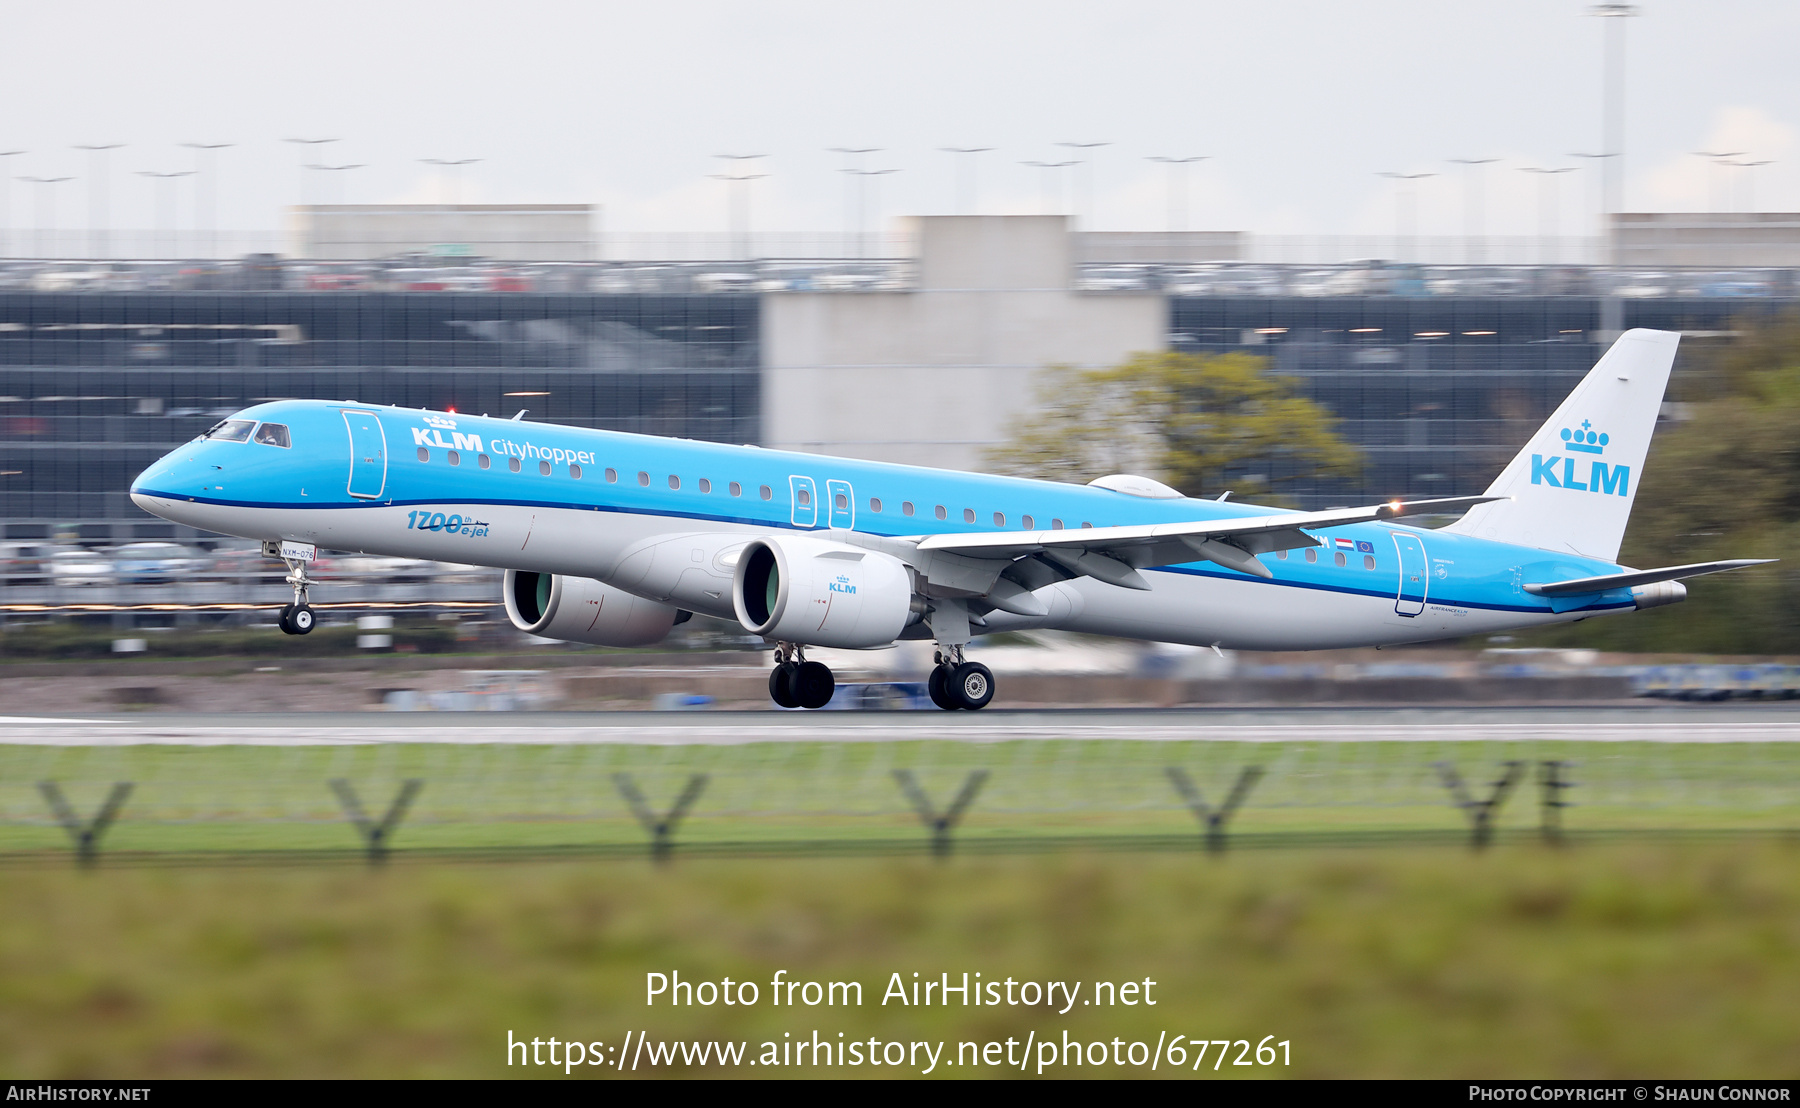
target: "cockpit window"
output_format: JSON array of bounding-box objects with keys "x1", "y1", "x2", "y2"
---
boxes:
[
  {"x1": 203, "y1": 419, "x2": 255, "y2": 442},
  {"x1": 253, "y1": 422, "x2": 292, "y2": 448}
]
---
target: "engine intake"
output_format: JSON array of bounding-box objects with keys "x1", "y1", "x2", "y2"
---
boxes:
[
  {"x1": 732, "y1": 536, "x2": 915, "y2": 648},
  {"x1": 503, "y1": 570, "x2": 684, "y2": 647}
]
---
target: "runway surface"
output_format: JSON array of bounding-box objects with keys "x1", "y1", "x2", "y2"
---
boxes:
[{"x1": 2, "y1": 704, "x2": 1799, "y2": 745}]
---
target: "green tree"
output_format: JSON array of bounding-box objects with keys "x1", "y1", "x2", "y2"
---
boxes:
[{"x1": 984, "y1": 351, "x2": 1361, "y2": 500}]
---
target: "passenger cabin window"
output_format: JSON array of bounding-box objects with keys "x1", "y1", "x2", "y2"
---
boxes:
[
  {"x1": 204, "y1": 419, "x2": 254, "y2": 442},
  {"x1": 509, "y1": 457, "x2": 522, "y2": 473},
  {"x1": 797, "y1": 488, "x2": 810, "y2": 506},
  {"x1": 605, "y1": 468, "x2": 618, "y2": 482},
  {"x1": 571, "y1": 464, "x2": 582, "y2": 479},
  {"x1": 668, "y1": 475, "x2": 681, "y2": 490},
  {"x1": 963, "y1": 508, "x2": 976, "y2": 524},
  {"x1": 1305, "y1": 548, "x2": 1317, "y2": 563},
  {"x1": 935, "y1": 505, "x2": 947, "y2": 520},
  {"x1": 1081, "y1": 522, "x2": 1093, "y2": 529},
  {"x1": 638, "y1": 471, "x2": 650, "y2": 486},
  {"x1": 699, "y1": 478, "x2": 711, "y2": 493},
  {"x1": 759, "y1": 485, "x2": 772, "y2": 500},
  {"x1": 1052, "y1": 519, "x2": 1063, "y2": 529},
  {"x1": 478, "y1": 454, "x2": 491, "y2": 469},
  {"x1": 1335, "y1": 552, "x2": 1347, "y2": 567},
  {"x1": 1022, "y1": 515, "x2": 1034, "y2": 529},
  {"x1": 417, "y1": 447, "x2": 430, "y2": 462},
  {"x1": 729, "y1": 481, "x2": 742, "y2": 496},
  {"x1": 993, "y1": 512, "x2": 1005, "y2": 527},
  {"x1": 902, "y1": 501, "x2": 914, "y2": 516},
  {"x1": 447, "y1": 450, "x2": 461, "y2": 466},
  {"x1": 252, "y1": 423, "x2": 291, "y2": 448},
  {"x1": 539, "y1": 460, "x2": 552, "y2": 476},
  {"x1": 1277, "y1": 549, "x2": 1288, "y2": 560},
  {"x1": 835, "y1": 493, "x2": 848, "y2": 510},
  {"x1": 870, "y1": 497, "x2": 882, "y2": 512}
]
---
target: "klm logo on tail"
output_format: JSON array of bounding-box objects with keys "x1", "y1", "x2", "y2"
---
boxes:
[{"x1": 1531, "y1": 421, "x2": 1629, "y2": 496}]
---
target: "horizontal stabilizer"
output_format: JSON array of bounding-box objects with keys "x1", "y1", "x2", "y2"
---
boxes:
[{"x1": 1523, "y1": 559, "x2": 1776, "y2": 597}]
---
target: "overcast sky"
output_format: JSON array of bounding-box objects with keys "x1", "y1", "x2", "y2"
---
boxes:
[{"x1": 3, "y1": 0, "x2": 1797, "y2": 240}]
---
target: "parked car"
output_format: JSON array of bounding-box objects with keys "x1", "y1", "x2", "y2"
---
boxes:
[
  {"x1": 111, "y1": 541, "x2": 208, "y2": 584},
  {"x1": 0, "y1": 541, "x2": 53, "y2": 586},
  {"x1": 47, "y1": 547, "x2": 116, "y2": 587}
]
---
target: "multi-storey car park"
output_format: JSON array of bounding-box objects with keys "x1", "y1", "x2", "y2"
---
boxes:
[{"x1": 0, "y1": 215, "x2": 1794, "y2": 550}]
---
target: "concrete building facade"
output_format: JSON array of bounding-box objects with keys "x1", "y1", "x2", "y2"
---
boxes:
[{"x1": 763, "y1": 216, "x2": 1165, "y2": 471}]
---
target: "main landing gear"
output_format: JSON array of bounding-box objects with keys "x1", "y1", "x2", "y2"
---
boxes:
[
  {"x1": 764, "y1": 642, "x2": 996, "y2": 711},
  {"x1": 927, "y1": 645, "x2": 994, "y2": 711},
  {"x1": 275, "y1": 550, "x2": 316, "y2": 636},
  {"x1": 768, "y1": 643, "x2": 835, "y2": 710}
]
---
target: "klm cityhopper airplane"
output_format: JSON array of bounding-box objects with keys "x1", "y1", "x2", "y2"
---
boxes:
[{"x1": 132, "y1": 328, "x2": 1766, "y2": 710}]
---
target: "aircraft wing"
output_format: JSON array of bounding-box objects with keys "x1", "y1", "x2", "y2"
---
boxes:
[
  {"x1": 1523, "y1": 558, "x2": 1776, "y2": 597},
  {"x1": 911, "y1": 494, "x2": 1506, "y2": 589}
]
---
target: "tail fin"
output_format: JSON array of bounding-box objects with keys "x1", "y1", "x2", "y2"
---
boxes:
[{"x1": 1442, "y1": 328, "x2": 1678, "y2": 562}]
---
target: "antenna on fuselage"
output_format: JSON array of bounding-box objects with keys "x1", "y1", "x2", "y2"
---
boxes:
[{"x1": 511, "y1": 410, "x2": 528, "y2": 420}]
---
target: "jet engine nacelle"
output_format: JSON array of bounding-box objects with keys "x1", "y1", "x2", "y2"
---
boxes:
[
  {"x1": 732, "y1": 536, "x2": 916, "y2": 649},
  {"x1": 503, "y1": 570, "x2": 683, "y2": 647}
]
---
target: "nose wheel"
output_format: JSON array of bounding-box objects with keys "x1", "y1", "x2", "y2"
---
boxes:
[
  {"x1": 928, "y1": 648, "x2": 994, "y2": 710},
  {"x1": 767, "y1": 645, "x2": 835, "y2": 709},
  {"x1": 278, "y1": 602, "x2": 315, "y2": 636},
  {"x1": 270, "y1": 542, "x2": 317, "y2": 636}
]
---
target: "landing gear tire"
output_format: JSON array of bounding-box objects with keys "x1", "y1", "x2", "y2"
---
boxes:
[
  {"x1": 769, "y1": 662, "x2": 801, "y2": 709},
  {"x1": 793, "y1": 661, "x2": 835, "y2": 710},
  {"x1": 277, "y1": 603, "x2": 295, "y2": 636},
  {"x1": 949, "y1": 661, "x2": 994, "y2": 710},
  {"x1": 289, "y1": 603, "x2": 315, "y2": 635},
  {"x1": 928, "y1": 665, "x2": 959, "y2": 711}
]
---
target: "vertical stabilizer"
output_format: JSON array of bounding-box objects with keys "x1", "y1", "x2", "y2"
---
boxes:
[{"x1": 1442, "y1": 328, "x2": 1678, "y2": 562}]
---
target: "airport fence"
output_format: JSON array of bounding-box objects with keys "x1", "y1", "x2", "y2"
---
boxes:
[{"x1": 1, "y1": 733, "x2": 1796, "y2": 865}]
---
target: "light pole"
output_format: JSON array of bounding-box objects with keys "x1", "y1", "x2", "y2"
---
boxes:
[
  {"x1": 1056, "y1": 141, "x2": 1110, "y2": 227},
  {"x1": 1689, "y1": 151, "x2": 1745, "y2": 213},
  {"x1": 20, "y1": 176, "x2": 73, "y2": 258},
  {"x1": 1448, "y1": 157, "x2": 1499, "y2": 263},
  {"x1": 1147, "y1": 156, "x2": 1208, "y2": 235},
  {"x1": 1569, "y1": 151, "x2": 1617, "y2": 263},
  {"x1": 284, "y1": 138, "x2": 338, "y2": 207},
  {"x1": 420, "y1": 158, "x2": 481, "y2": 205},
  {"x1": 828, "y1": 148, "x2": 880, "y2": 251},
  {"x1": 710, "y1": 155, "x2": 767, "y2": 260},
  {"x1": 1021, "y1": 160, "x2": 1077, "y2": 215},
  {"x1": 1590, "y1": 3, "x2": 1639, "y2": 262},
  {"x1": 73, "y1": 143, "x2": 124, "y2": 260},
  {"x1": 1519, "y1": 167, "x2": 1577, "y2": 264},
  {"x1": 0, "y1": 151, "x2": 28, "y2": 258},
  {"x1": 1725, "y1": 159, "x2": 1774, "y2": 212},
  {"x1": 1378, "y1": 172, "x2": 1436, "y2": 262},
  {"x1": 939, "y1": 147, "x2": 993, "y2": 215},
  {"x1": 309, "y1": 164, "x2": 364, "y2": 207},
  {"x1": 841, "y1": 168, "x2": 898, "y2": 258},
  {"x1": 137, "y1": 171, "x2": 193, "y2": 259},
  {"x1": 181, "y1": 142, "x2": 233, "y2": 259}
]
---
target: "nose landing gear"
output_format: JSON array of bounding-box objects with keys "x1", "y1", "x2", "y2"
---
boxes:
[
  {"x1": 267, "y1": 540, "x2": 317, "y2": 637},
  {"x1": 768, "y1": 643, "x2": 835, "y2": 709}
]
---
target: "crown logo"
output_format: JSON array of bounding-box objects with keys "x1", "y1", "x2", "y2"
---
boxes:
[
  {"x1": 1560, "y1": 420, "x2": 1608, "y2": 455},
  {"x1": 423, "y1": 414, "x2": 458, "y2": 430}
]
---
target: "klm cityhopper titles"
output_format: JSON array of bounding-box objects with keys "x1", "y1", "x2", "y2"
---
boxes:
[{"x1": 131, "y1": 329, "x2": 1767, "y2": 711}]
